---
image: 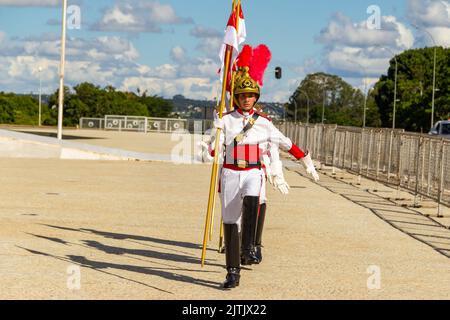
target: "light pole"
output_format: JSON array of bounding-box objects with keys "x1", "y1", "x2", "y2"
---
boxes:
[
  {"x1": 377, "y1": 46, "x2": 399, "y2": 129},
  {"x1": 291, "y1": 89, "x2": 311, "y2": 124},
  {"x1": 296, "y1": 89, "x2": 310, "y2": 125},
  {"x1": 392, "y1": 55, "x2": 398, "y2": 130},
  {"x1": 289, "y1": 96, "x2": 298, "y2": 123},
  {"x1": 321, "y1": 89, "x2": 327, "y2": 124},
  {"x1": 57, "y1": 0, "x2": 68, "y2": 140},
  {"x1": 38, "y1": 66, "x2": 42, "y2": 127},
  {"x1": 412, "y1": 24, "x2": 437, "y2": 128},
  {"x1": 377, "y1": 48, "x2": 400, "y2": 183},
  {"x1": 347, "y1": 59, "x2": 368, "y2": 128}
]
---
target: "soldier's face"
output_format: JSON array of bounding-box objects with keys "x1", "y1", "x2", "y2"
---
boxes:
[{"x1": 237, "y1": 93, "x2": 257, "y2": 112}]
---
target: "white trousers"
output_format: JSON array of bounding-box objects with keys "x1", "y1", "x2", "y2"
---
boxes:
[
  {"x1": 220, "y1": 168, "x2": 264, "y2": 225},
  {"x1": 260, "y1": 174, "x2": 267, "y2": 204}
]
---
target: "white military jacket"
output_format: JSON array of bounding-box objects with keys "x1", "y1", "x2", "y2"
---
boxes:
[{"x1": 210, "y1": 108, "x2": 305, "y2": 171}]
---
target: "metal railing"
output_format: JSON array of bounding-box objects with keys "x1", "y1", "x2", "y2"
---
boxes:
[
  {"x1": 80, "y1": 116, "x2": 214, "y2": 134},
  {"x1": 278, "y1": 122, "x2": 450, "y2": 210}
]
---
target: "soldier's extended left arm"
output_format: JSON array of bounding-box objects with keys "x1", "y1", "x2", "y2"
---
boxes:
[{"x1": 267, "y1": 123, "x2": 319, "y2": 182}]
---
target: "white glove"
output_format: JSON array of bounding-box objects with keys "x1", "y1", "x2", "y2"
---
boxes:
[
  {"x1": 301, "y1": 152, "x2": 320, "y2": 182},
  {"x1": 213, "y1": 112, "x2": 224, "y2": 130},
  {"x1": 197, "y1": 141, "x2": 213, "y2": 162},
  {"x1": 273, "y1": 175, "x2": 290, "y2": 195}
]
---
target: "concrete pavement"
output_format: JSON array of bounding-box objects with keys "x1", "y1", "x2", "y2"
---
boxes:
[{"x1": 1, "y1": 128, "x2": 450, "y2": 299}]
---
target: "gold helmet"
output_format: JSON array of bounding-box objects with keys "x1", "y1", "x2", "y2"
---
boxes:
[
  {"x1": 233, "y1": 44, "x2": 271, "y2": 103},
  {"x1": 234, "y1": 66, "x2": 260, "y2": 98}
]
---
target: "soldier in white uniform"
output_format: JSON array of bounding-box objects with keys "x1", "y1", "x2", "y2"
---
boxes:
[
  {"x1": 199, "y1": 132, "x2": 290, "y2": 264},
  {"x1": 211, "y1": 65, "x2": 319, "y2": 289}
]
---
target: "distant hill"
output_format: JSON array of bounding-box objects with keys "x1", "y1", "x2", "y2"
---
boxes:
[{"x1": 169, "y1": 94, "x2": 285, "y2": 120}]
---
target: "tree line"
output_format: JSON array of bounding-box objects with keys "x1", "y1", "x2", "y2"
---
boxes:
[
  {"x1": 0, "y1": 82, "x2": 173, "y2": 127},
  {"x1": 287, "y1": 47, "x2": 449, "y2": 131}
]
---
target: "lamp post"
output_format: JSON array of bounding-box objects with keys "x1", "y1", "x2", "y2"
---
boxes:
[
  {"x1": 377, "y1": 46, "x2": 399, "y2": 129},
  {"x1": 294, "y1": 98, "x2": 297, "y2": 123},
  {"x1": 38, "y1": 66, "x2": 42, "y2": 127},
  {"x1": 57, "y1": 0, "x2": 68, "y2": 140},
  {"x1": 412, "y1": 24, "x2": 437, "y2": 128},
  {"x1": 297, "y1": 90, "x2": 310, "y2": 125},
  {"x1": 376, "y1": 47, "x2": 399, "y2": 183},
  {"x1": 291, "y1": 88, "x2": 311, "y2": 124},
  {"x1": 321, "y1": 89, "x2": 327, "y2": 124},
  {"x1": 392, "y1": 56, "x2": 398, "y2": 130}
]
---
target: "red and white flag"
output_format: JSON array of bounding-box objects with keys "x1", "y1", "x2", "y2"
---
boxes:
[
  {"x1": 218, "y1": 4, "x2": 246, "y2": 95},
  {"x1": 219, "y1": 4, "x2": 246, "y2": 65}
]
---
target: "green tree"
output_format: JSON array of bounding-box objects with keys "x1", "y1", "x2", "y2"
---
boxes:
[
  {"x1": 139, "y1": 95, "x2": 173, "y2": 117},
  {"x1": 373, "y1": 47, "x2": 449, "y2": 132},
  {"x1": 0, "y1": 82, "x2": 175, "y2": 126},
  {"x1": 0, "y1": 92, "x2": 47, "y2": 125},
  {"x1": 288, "y1": 72, "x2": 380, "y2": 127}
]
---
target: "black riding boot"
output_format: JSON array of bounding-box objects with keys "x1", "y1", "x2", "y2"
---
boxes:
[
  {"x1": 241, "y1": 196, "x2": 260, "y2": 265},
  {"x1": 223, "y1": 223, "x2": 241, "y2": 289},
  {"x1": 254, "y1": 203, "x2": 266, "y2": 263}
]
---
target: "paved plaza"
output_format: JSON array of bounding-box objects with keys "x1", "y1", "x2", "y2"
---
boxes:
[{"x1": 1, "y1": 128, "x2": 450, "y2": 299}]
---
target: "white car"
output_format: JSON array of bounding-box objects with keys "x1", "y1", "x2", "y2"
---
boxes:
[{"x1": 429, "y1": 120, "x2": 450, "y2": 138}]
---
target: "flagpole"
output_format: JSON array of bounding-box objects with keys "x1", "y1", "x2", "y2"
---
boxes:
[
  {"x1": 201, "y1": 46, "x2": 232, "y2": 267},
  {"x1": 208, "y1": 0, "x2": 236, "y2": 241},
  {"x1": 57, "y1": 0, "x2": 67, "y2": 140},
  {"x1": 218, "y1": 0, "x2": 240, "y2": 252},
  {"x1": 209, "y1": 0, "x2": 241, "y2": 242},
  {"x1": 201, "y1": 1, "x2": 238, "y2": 267}
]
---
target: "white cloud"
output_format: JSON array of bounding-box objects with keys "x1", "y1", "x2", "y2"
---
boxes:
[
  {"x1": 148, "y1": 2, "x2": 180, "y2": 24},
  {"x1": 102, "y1": 5, "x2": 137, "y2": 26},
  {"x1": 178, "y1": 58, "x2": 219, "y2": 79},
  {"x1": 408, "y1": 0, "x2": 450, "y2": 47},
  {"x1": 316, "y1": 12, "x2": 415, "y2": 91},
  {"x1": 153, "y1": 64, "x2": 178, "y2": 79},
  {"x1": 92, "y1": 0, "x2": 193, "y2": 33},
  {"x1": 190, "y1": 26, "x2": 223, "y2": 39},
  {"x1": 121, "y1": 77, "x2": 217, "y2": 100},
  {"x1": 170, "y1": 46, "x2": 186, "y2": 63},
  {"x1": 195, "y1": 37, "x2": 223, "y2": 59},
  {"x1": 318, "y1": 13, "x2": 414, "y2": 50},
  {"x1": 189, "y1": 25, "x2": 223, "y2": 59},
  {"x1": 408, "y1": 0, "x2": 450, "y2": 28},
  {"x1": 0, "y1": 30, "x2": 222, "y2": 100},
  {"x1": 426, "y1": 26, "x2": 450, "y2": 46}
]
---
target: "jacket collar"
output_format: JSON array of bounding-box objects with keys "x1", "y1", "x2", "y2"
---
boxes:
[{"x1": 235, "y1": 107, "x2": 255, "y2": 117}]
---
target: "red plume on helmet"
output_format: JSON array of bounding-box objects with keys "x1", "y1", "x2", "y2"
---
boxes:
[
  {"x1": 249, "y1": 44, "x2": 271, "y2": 86},
  {"x1": 236, "y1": 45, "x2": 253, "y2": 69},
  {"x1": 235, "y1": 44, "x2": 272, "y2": 87}
]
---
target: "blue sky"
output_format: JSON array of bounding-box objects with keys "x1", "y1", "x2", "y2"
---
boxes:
[{"x1": 0, "y1": 0, "x2": 448, "y2": 102}]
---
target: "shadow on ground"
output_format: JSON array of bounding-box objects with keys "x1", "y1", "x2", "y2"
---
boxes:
[
  {"x1": 17, "y1": 224, "x2": 225, "y2": 293},
  {"x1": 287, "y1": 166, "x2": 450, "y2": 260},
  {"x1": 17, "y1": 131, "x2": 105, "y2": 140}
]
